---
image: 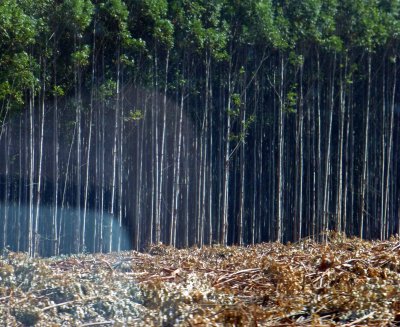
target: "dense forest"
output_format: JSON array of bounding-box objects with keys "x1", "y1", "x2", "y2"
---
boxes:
[{"x1": 0, "y1": 0, "x2": 400, "y2": 257}]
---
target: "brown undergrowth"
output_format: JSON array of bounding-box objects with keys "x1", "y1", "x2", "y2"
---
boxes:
[{"x1": 1, "y1": 233, "x2": 400, "y2": 326}]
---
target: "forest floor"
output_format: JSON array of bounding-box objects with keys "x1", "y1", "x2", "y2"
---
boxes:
[{"x1": 1, "y1": 233, "x2": 400, "y2": 326}]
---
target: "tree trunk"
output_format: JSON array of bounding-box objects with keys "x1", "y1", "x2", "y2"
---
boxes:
[
  {"x1": 276, "y1": 55, "x2": 285, "y2": 243},
  {"x1": 322, "y1": 54, "x2": 336, "y2": 240},
  {"x1": 360, "y1": 54, "x2": 372, "y2": 239}
]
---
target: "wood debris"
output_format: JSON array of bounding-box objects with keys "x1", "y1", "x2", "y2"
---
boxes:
[{"x1": 1, "y1": 235, "x2": 400, "y2": 325}]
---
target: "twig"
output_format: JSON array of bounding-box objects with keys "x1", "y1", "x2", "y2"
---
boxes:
[
  {"x1": 391, "y1": 242, "x2": 400, "y2": 252},
  {"x1": 79, "y1": 321, "x2": 115, "y2": 326},
  {"x1": 41, "y1": 296, "x2": 98, "y2": 312},
  {"x1": 343, "y1": 311, "x2": 374, "y2": 326},
  {"x1": 41, "y1": 300, "x2": 76, "y2": 311}
]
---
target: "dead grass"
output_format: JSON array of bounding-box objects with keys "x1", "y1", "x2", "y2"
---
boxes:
[{"x1": 1, "y1": 233, "x2": 400, "y2": 326}]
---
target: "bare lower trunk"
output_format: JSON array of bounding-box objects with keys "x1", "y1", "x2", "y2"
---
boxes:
[
  {"x1": 34, "y1": 59, "x2": 46, "y2": 257},
  {"x1": 171, "y1": 89, "x2": 184, "y2": 247},
  {"x1": 323, "y1": 54, "x2": 336, "y2": 240},
  {"x1": 277, "y1": 56, "x2": 284, "y2": 243},
  {"x1": 360, "y1": 54, "x2": 371, "y2": 239},
  {"x1": 336, "y1": 59, "x2": 346, "y2": 233}
]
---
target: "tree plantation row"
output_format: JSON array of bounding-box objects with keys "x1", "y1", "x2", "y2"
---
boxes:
[{"x1": 1, "y1": 0, "x2": 400, "y2": 257}]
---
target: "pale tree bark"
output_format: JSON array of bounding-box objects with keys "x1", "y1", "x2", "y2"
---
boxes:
[
  {"x1": 386, "y1": 60, "x2": 396, "y2": 237},
  {"x1": 3, "y1": 125, "x2": 9, "y2": 249},
  {"x1": 59, "y1": 122, "x2": 76, "y2": 253},
  {"x1": 315, "y1": 51, "x2": 322, "y2": 239},
  {"x1": 154, "y1": 50, "x2": 160, "y2": 244},
  {"x1": 18, "y1": 117, "x2": 23, "y2": 251},
  {"x1": 28, "y1": 85, "x2": 35, "y2": 257},
  {"x1": 221, "y1": 66, "x2": 232, "y2": 246},
  {"x1": 184, "y1": 133, "x2": 190, "y2": 248},
  {"x1": 158, "y1": 50, "x2": 169, "y2": 245},
  {"x1": 117, "y1": 67, "x2": 124, "y2": 251},
  {"x1": 208, "y1": 57, "x2": 213, "y2": 246},
  {"x1": 251, "y1": 78, "x2": 258, "y2": 245},
  {"x1": 336, "y1": 58, "x2": 347, "y2": 233},
  {"x1": 238, "y1": 72, "x2": 247, "y2": 246},
  {"x1": 323, "y1": 54, "x2": 336, "y2": 240},
  {"x1": 171, "y1": 86, "x2": 184, "y2": 247},
  {"x1": 53, "y1": 37, "x2": 59, "y2": 256},
  {"x1": 109, "y1": 47, "x2": 121, "y2": 252},
  {"x1": 343, "y1": 80, "x2": 353, "y2": 236},
  {"x1": 83, "y1": 21, "x2": 95, "y2": 252},
  {"x1": 35, "y1": 57, "x2": 46, "y2": 256},
  {"x1": 380, "y1": 64, "x2": 386, "y2": 240},
  {"x1": 295, "y1": 60, "x2": 304, "y2": 241},
  {"x1": 200, "y1": 53, "x2": 210, "y2": 246},
  {"x1": 276, "y1": 55, "x2": 285, "y2": 243},
  {"x1": 360, "y1": 54, "x2": 372, "y2": 239}
]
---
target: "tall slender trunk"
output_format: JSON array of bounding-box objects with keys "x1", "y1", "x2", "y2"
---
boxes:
[
  {"x1": 83, "y1": 21, "x2": 95, "y2": 252},
  {"x1": 276, "y1": 55, "x2": 284, "y2": 243},
  {"x1": 200, "y1": 54, "x2": 210, "y2": 246},
  {"x1": 136, "y1": 99, "x2": 147, "y2": 250},
  {"x1": 28, "y1": 84, "x2": 35, "y2": 257},
  {"x1": 221, "y1": 67, "x2": 232, "y2": 246},
  {"x1": 75, "y1": 37, "x2": 82, "y2": 253},
  {"x1": 297, "y1": 61, "x2": 304, "y2": 240},
  {"x1": 53, "y1": 37, "x2": 59, "y2": 256},
  {"x1": 336, "y1": 58, "x2": 346, "y2": 232},
  {"x1": 184, "y1": 133, "x2": 190, "y2": 247},
  {"x1": 118, "y1": 68, "x2": 124, "y2": 251},
  {"x1": 386, "y1": 60, "x2": 396, "y2": 236},
  {"x1": 343, "y1": 81, "x2": 352, "y2": 235},
  {"x1": 251, "y1": 78, "x2": 258, "y2": 245},
  {"x1": 316, "y1": 51, "x2": 322, "y2": 239},
  {"x1": 200, "y1": 109, "x2": 208, "y2": 246},
  {"x1": 153, "y1": 50, "x2": 160, "y2": 244},
  {"x1": 171, "y1": 87, "x2": 184, "y2": 247},
  {"x1": 238, "y1": 74, "x2": 246, "y2": 246},
  {"x1": 3, "y1": 126, "x2": 9, "y2": 249},
  {"x1": 360, "y1": 54, "x2": 372, "y2": 239},
  {"x1": 380, "y1": 64, "x2": 386, "y2": 240},
  {"x1": 323, "y1": 54, "x2": 336, "y2": 239},
  {"x1": 100, "y1": 74, "x2": 105, "y2": 252},
  {"x1": 35, "y1": 57, "x2": 46, "y2": 257},
  {"x1": 18, "y1": 116, "x2": 23, "y2": 251},
  {"x1": 109, "y1": 46, "x2": 121, "y2": 252},
  {"x1": 208, "y1": 58, "x2": 213, "y2": 246},
  {"x1": 59, "y1": 122, "x2": 76, "y2": 253},
  {"x1": 158, "y1": 50, "x2": 169, "y2": 245}
]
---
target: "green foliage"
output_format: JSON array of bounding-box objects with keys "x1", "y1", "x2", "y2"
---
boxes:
[
  {"x1": 0, "y1": 0, "x2": 36, "y2": 50},
  {"x1": 289, "y1": 52, "x2": 304, "y2": 67},
  {"x1": 285, "y1": 84, "x2": 298, "y2": 113},
  {"x1": 0, "y1": 52, "x2": 37, "y2": 105},
  {"x1": 1, "y1": 0, "x2": 400, "y2": 116},
  {"x1": 99, "y1": 79, "x2": 117, "y2": 100},
  {"x1": 52, "y1": 85, "x2": 65, "y2": 97},
  {"x1": 125, "y1": 109, "x2": 144, "y2": 122},
  {"x1": 62, "y1": 0, "x2": 94, "y2": 32},
  {"x1": 231, "y1": 93, "x2": 241, "y2": 107},
  {"x1": 72, "y1": 45, "x2": 91, "y2": 67},
  {"x1": 0, "y1": 0, "x2": 37, "y2": 108}
]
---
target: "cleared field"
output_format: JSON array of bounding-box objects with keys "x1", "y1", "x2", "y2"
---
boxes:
[{"x1": 1, "y1": 234, "x2": 400, "y2": 326}]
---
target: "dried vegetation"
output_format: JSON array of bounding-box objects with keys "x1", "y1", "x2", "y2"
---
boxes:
[{"x1": 1, "y1": 233, "x2": 400, "y2": 326}]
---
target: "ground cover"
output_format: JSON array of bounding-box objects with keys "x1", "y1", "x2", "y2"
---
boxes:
[{"x1": 1, "y1": 234, "x2": 400, "y2": 326}]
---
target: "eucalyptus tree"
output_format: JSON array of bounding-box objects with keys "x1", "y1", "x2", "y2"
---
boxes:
[
  {"x1": 61, "y1": 0, "x2": 93, "y2": 253},
  {"x1": 0, "y1": 0, "x2": 36, "y2": 123},
  {"x1": 0, "y1": 0, "x2": 37, "y2": 254}
]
